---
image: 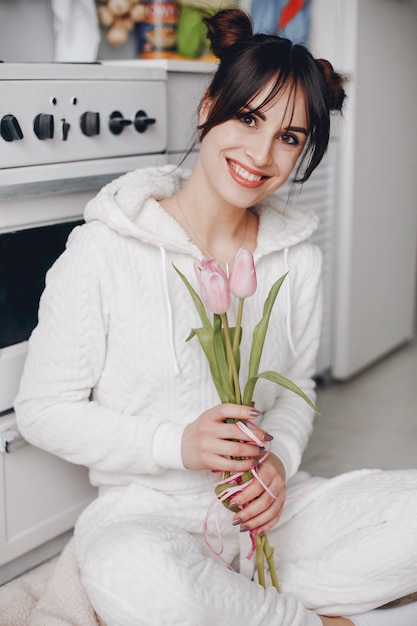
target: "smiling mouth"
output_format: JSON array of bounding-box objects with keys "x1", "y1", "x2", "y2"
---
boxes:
[{"x1": 228, "y1": 160, "x2": 267, "y2": 183}]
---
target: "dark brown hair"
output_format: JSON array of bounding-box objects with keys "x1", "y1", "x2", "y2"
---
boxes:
[{"x1": 200, "y1": 9, "x2": 346, "y2": 183}]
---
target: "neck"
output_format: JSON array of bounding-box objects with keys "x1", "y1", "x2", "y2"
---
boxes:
[{"x1": 175, "y1": 189, "x2": 250, "y2": 267}]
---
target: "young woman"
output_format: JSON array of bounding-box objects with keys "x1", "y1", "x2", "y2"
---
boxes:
[{"x1": 15, "y1": 9, "x2": 417, "y2": 626}]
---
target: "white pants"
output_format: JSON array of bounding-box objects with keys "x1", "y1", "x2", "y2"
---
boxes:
[{"x1": 76, "y1": 469, "x2": 417, "y2": 625}]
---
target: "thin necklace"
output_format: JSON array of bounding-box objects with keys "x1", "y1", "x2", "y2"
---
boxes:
[{"x1": 176, "y1": 192, "x2": 249, "y2": 278}]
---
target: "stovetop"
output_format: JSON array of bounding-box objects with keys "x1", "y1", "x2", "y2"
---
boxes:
[{"x1": 0, "y1": 62, "x2": 168, "y2": 169}]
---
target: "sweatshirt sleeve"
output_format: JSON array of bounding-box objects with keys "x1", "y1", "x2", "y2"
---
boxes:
[
  {"x1": 260, "y1": 243, "x2": 323, "y2": 480},
  {"x1": 152, "y1": 422, "x2": 186, "y2": 469},
  {"x1": 14, "y1": 225, "x2": 165, "y2": 475}
]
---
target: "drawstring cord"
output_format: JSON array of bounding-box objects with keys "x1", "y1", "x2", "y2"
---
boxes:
[
  {"x1": 283, "y1": 247, "x2": 298, "y2": 357},
  {"x1": 159, "y1": 246, "x2": 181, "y2": 376}
]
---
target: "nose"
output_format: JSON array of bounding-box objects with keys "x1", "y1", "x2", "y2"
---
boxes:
[{"x1": 245, "y1": 132, "x2": 275, "y2": 168}]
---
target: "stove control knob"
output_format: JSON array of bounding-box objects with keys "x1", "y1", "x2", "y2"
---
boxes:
[
  {"x1": 61, "y1": 119, "x2": 71, "y2": 141},
  {"x1": 34, "y1": 113, "x2": 54, "y2": 140},
  {"x1": 109, "y1": 111, "x2": 132, "y2": 135},
  {"x1": 1, "y1": 114, "x2": 24, "y2": 142},
  {"x1": 134, "y1": 110, "x2": 156, "y2": 134},
  {"x1": 80, "y1": 111, "x2": 100, "y2": 137}
]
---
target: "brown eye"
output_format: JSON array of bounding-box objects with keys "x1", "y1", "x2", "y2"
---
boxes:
[
  {"x1": 280, "y1": 133, "x2": 298, "y2": 145},
  {"x1": 238, "y1": 113, "x2": 256, "y2": 127}
]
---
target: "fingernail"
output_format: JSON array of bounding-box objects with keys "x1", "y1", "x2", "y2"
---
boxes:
[
  {"x1": 249, "y1": 408, "x2": 261, "y2": 417},
  {"x1": 263, "y1": 433, "x2": 273, "y2": 442},
  {"x1": 229, "y1": 501, "x2": 239, "y2": 509},
  {"x1": 232, "y1": 517, "x2": 243, "y2": 526},
  {"x1": 240, "y1": 524, "x2": 250, "y2": 533}
]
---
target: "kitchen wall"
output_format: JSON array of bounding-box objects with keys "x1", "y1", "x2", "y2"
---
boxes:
[
  {"x1": 0, "y1": 0, "x2": 346, "y2": 64},
  {"x1": 0, "y1": 0, "x2": 135, "y2": 62},
  {"x1": 0, "y1": 0, "x2": 55, "y2": 62}
]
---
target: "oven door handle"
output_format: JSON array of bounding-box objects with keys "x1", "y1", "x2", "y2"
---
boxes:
[{"x1": 0, "y1": 429, "x2": 27, "y2": 453}]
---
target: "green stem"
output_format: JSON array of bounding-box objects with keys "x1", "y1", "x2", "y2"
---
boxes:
[
  {"x1": 263, "y1": 534, "x2": 280, "y2": 592},
  {"x1": 233, "y1": 298, "x2": 244, "y2": 360},
  {"x1": 255, "y1": 533, "x2": 266, "y2": 589},
  {"x1": 221, "y1": 313, "x2": 241, "y2": 404}
]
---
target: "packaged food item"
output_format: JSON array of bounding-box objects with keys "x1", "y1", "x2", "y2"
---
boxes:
[{"x1": 137, "y1": 1, "x2": 179, "y2": 58}]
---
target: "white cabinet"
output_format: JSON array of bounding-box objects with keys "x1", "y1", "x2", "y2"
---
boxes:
[
  {"x1": 0, "y1": 415, "x2": 96, "y2": 578},
  {"x1": 311, "y1": 0, "x2": 417, "y2": 379}
]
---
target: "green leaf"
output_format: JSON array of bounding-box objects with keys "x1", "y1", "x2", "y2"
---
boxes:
[
  {"x1": 243, "y1": 273, "x2": 287, "y2": 404},
  {"x1": 173, "y1": 264, "x2": 212, "y2": 329},
  {"x1": 174, "y1": 266, "x2": 236, "y2": 403},
  {"x1": 245, "y1": 370, "x2": 321, "y2": 414},
  {"x1": 192, "y1": 326, "x2": 229, "y2": 402},
  {"x1": 212, "y1": 316, "x2": 236, "y2": 402},
  {"x1": 186, "y1": 329, "x2": 196, "y2": 342}
]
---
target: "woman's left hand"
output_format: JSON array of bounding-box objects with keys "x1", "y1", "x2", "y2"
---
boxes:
[{"x1": 229, "y1": 452, "x2": 286, "y2": 535}]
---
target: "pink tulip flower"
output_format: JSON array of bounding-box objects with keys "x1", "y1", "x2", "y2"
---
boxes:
[
  {"x1": 194, "y1": 258, "x2": 231, "y2": 314},
  {"x1": 229, "y1": 248, "x2": 257, "y2": 299}
]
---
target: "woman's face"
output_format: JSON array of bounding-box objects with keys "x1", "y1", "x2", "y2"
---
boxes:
[{"x1": 197, "y1": 81, "x2": 308, "y2": 210}]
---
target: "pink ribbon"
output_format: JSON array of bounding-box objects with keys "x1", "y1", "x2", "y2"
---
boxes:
[
  {"x1": 203, "y1": 421, "x2": 313, "y2": 567},
  {"x1": 203, "y1": 420, "x2": 276, "y2": 565}
]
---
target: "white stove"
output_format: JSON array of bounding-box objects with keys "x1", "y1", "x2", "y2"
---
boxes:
[{"x1": 0, "y1": 62, "x2": 168, "y2": 231}]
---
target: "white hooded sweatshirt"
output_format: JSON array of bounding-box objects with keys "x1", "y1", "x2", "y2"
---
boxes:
[{"x1": 15, "y1": 163, "x2": 322, "y2": 493}]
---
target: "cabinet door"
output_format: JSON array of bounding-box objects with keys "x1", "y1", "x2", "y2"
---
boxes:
[{"x1": 0, "y1": 418, "x2": 97, "y2": 566}]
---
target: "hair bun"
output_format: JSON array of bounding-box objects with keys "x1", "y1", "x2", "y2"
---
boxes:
[
  {"x1": 203, "y1": 9, "x2": 253, "y2": 60},
  {"x1": 316, "y1": 58, "x2": 346, "y2": 111}
]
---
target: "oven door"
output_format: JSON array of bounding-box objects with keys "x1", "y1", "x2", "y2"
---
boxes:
[{"x1": 0, "y1": 219, "x2": 96, "y2": 573}]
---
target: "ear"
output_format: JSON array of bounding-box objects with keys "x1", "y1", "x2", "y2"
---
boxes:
[{"x1": 198, "y1": 94, "x2": 213, "y2": 126}]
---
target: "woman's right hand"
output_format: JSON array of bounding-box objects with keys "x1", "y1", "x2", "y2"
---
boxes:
[{"x1": 181, "y1": 403, "x2": 272, "y2": 472}]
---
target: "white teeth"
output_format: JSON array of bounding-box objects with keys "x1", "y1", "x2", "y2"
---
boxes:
[{"x1": 231, "y1": 162, "x2": 263, "y2": 182}]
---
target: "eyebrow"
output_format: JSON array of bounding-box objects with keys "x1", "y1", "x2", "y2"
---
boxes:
[
  {"x1": 286, "y1": 125, "x2": 308, "y2": 136},
  {"x1": 241, "y1": 107, "x2": 308, "y2": 135}
]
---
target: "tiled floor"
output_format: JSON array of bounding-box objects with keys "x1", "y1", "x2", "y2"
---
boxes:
[{"x1": 301, "y1": 340, "x2": 417, "y2": 478}]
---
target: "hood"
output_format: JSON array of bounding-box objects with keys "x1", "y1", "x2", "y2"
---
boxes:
[{"x1": 84, "y1": 164, "x2": 319, "y2": 260}]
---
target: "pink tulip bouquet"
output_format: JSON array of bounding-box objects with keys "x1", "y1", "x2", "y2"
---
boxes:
[{"x1": 174, "y1": 248, "x2": 319, "y2": 591}]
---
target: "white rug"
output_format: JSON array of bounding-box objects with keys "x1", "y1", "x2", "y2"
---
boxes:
[{"x1": 0, "y1": 539, "x2": 104, "y2": 626}]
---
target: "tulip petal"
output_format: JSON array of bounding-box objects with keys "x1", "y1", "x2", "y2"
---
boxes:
[
  {"x1": 198, "y1": 262, "x2": 231, "y2": 314},
  {"x1": 229, "y1": 248, "x2": 257, "y2": 299}
]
